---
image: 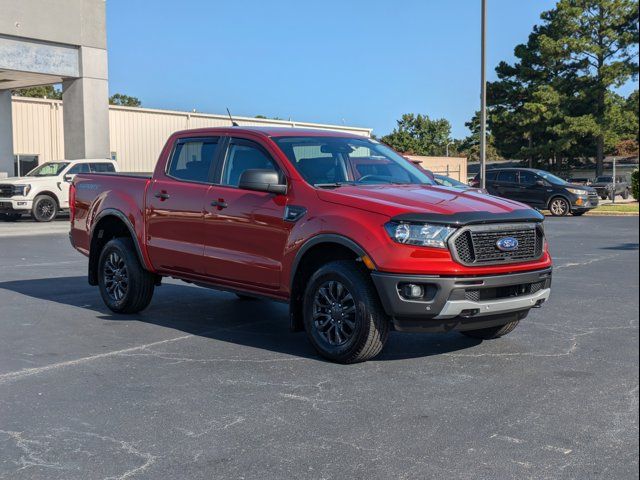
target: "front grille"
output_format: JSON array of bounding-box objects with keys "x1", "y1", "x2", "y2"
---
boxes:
[
  {"x1": 463, "y1": 280, "x2": 547, "y2": 302},
  {"x1": 451, "y1": 224, "x2": 544, "y2": 266},
  {"x1": 0, "y1": 185, "x2": 14, "y2": 198}
]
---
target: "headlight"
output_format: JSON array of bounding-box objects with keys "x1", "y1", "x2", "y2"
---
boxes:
[
  {"x1": 566, "y1": 188, "x2": 586, "y2": 195},
  {"x1": 385, "y1": 222, "x2": 456, "y2": 249},
  {"x1": 13, "y1": 184, "x2": 31, "y2": 196}
]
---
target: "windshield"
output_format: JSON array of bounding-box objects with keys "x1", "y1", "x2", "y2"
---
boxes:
[
  {"x1": 538, "y1": 171, "x2": 567, "y2": 186},
  {"x1": 273, "y1": 136, "x2": 435, "y2": 187},
  {"x1": 596, "y1": 176, "x2": 612, "y2": 183},
  {"x1": 26, "y1": 162, "x2": 70, "y2": 177},
  {"x1": 435, "y1": 174, "x2": 467, "y2": 188}
]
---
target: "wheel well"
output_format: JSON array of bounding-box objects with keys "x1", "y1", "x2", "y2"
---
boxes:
[
  {"x1": 88, "y1": 215, "x2": 137, "y2": 285},
  {"x1": 289, "y1": 242, "x2": 363, "y2": 332},
  {"x1": 33, "y1": 191, "x2": 60, "y2": 207}
]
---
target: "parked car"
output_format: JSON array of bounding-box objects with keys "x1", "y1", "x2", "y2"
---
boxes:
[
  {"x1": 70, "y1": 127, "x2": 553, "y2": 364},
  {"x1": 568, "y1": 177, "x2": 593, "y2": 186},
  {"x1": 591, "y1": 176, "x2": 631, "y2": 200},
  {"x1": 471, "y1": 168, "x2": 599, "y2": 216},
  {"x1": 434, "y1": 173, "x2": 486, "y2": 194},
  {"x1": 0, "y1": 159, "x2": 118, "y2": 222}
]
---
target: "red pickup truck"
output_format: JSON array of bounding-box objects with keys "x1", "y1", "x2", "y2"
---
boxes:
[{"x1": 70, "y1": 127, "x2": 552, "y2": 363}]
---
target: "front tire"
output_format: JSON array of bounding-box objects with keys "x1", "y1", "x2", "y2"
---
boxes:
[
  {"x1": 32, "y1": 195, "x2": 58, "y2": 222},
  {"x1": 549, "y1": 197, "x2": 570, "y2": 216},
  {"x1": 622, "y1": 189, "x2": 630, "y2": 200},
  {"x1": 98, "y1": 238, "x2": 155, "y2": 313},
  {"x1": 303, "y1": 260, "x2": 389, "y2": 364},
  {"x1": 461, "y1": 320, "x2": 520, "y2": 340}
]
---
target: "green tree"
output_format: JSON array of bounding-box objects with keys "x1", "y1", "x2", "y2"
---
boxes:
[
  {"x1": 109, "y1": 93, "x2": 142, "y2": 107},
  {"x1": 459, "y1": 111, "x2": 502, "y2": 162},
  {"x1": 12, "y1": 85, "x2": 62, "y2": 100},
  {"x1": 539, "y1": 0, "x2": 637, "y2": 173},
  {"x1": 486, "y1": 0, "x2": 639, "y2": 173},
  {"x1": 381, "y1": 114, "x2": 452, "y2": 156}
]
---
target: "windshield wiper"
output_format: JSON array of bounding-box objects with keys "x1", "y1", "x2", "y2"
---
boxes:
[{"x1": 314, "y1": 182, "x2": 356, "y2": 189}]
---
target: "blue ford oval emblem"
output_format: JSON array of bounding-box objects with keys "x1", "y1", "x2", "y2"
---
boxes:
[{"x1": 496, "y1": 237, "x2": 519, "y2": 252}]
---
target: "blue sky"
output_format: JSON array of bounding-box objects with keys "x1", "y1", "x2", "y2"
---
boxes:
[{"x1": 105, "y1": 0, "x2": 602, "y2": 139}]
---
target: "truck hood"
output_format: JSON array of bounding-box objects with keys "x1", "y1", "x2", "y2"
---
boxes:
[
  {"x1": 317, "y1": 184, "x2": 544, "y2": 225},
  {"x1": 0, "y1": 176, "x2": 59, "y2": 185}
]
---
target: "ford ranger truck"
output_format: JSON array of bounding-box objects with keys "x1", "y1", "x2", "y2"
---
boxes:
[
  {"x1": 70, "y1": 127, "x2": 553, "y2": 364},
  {"x1": 0, "y1": 159, "x2": 118, "y2": 222}
]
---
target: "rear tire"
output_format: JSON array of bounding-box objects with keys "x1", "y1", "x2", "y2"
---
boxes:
[
  {"x1": 303, "y1": 260, "x2": 389, "y2": 364},
  {"x1": 32, "y1": 195, "x2": 58, "y2": 222},
  {"x1": 461, "y1": 320, "x2": 520, "y2": 340},
  {"x1": 98, "y1": 237, "x2": 155, "y2": 313}
]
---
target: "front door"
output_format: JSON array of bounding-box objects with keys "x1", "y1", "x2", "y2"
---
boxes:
[
  {"x1": 145, "y1": 136, "x2": 220, "y2": 275},
  {"x1": 516, "y1": 170, "x2": 548, "y2": 207},
  {"x1": 203, "y1": 137, "x2": 290, "y2": 290}
]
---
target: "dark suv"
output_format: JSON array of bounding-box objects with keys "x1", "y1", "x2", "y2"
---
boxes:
[{"x1": 471, "y1": 168, "x2": 599, "y2": 217}]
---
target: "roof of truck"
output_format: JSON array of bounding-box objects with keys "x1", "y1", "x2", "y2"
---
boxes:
[{"x1": 173, "y1": 126, "x2": 368, "y2": 139}]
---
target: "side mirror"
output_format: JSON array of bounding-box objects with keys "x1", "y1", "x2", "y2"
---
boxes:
[
  {"x1": 238, "y1": 169, "x2": 287, "y2": 195},
  {"x1": 64, "y1": 174, "x2": 74, "y2": 183},
  {"x1": 535, "y1": 180, "x2": 545, "y2": 187}
]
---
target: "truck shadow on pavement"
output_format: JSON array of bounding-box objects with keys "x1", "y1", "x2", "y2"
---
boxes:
[{"x1": 0, "y1": 276, "x2": 481, "y2": 362}]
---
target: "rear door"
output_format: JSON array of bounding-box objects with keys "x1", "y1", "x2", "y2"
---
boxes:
[
  {"x1": 490, "y1": 170, "x2": 519, "y2": 199},
  {"x1": 146, "y1": 136, "x2": 221, "y2": 275},
  {"x1": 202, "y1": 136, "x2": 290, "y2": 289}
]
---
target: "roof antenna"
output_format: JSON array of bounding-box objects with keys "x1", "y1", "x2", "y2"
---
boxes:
[{"x1": 226, "y1": 107, "x2": 239, "y2": 126}]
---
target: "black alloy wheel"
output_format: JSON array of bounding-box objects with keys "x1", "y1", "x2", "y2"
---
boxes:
[
  {"x1": 312, "y1": 280, "x2": 357, "y2": 346},
  {"x1": 103, "y1": 250, "x2": 129, "y2": 302},
  {"x1": 32, "y1": 195, "x2": 58, "y2": 222}
]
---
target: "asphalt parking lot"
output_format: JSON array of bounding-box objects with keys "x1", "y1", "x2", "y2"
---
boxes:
[{"x1": 0, "y1": 216, "x2": 638, "y2": 480}]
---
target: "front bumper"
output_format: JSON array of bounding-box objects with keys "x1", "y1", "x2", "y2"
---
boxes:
[
  {"x1": 0, "y1": 199, "x2": 32, "y2": 213},
  {"x1": 570, "y1": 194, "x2": 599, "y2": 211},
  {"x1": 371, "y1": 268, "x2": 552, "y2": 332}
]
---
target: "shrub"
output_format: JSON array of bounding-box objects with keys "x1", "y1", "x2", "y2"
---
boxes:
[{"x1": 632, "y1": 169, "x2": 639, "y2": 201}]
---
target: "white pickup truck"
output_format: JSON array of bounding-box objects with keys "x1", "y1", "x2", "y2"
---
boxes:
[{"x1": 0, "y1": 159, "x2": 118, "y2": 222}]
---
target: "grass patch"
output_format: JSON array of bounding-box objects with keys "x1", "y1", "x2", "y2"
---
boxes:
[{"x1": 588, "y1": 203, "x2": 639, "y2": 214}]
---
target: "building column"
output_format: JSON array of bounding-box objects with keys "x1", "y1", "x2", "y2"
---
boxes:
[
  {"x1": 62, "y1": 46, "x2": 109, "y2": 160},
  {"x1": 0, "y1": 90, "x2": 13, "y2": 178}
]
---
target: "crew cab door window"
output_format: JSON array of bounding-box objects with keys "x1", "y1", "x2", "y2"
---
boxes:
[
  {"x1": 89, "y1": 163, "x2": 116, "y2": 173},
  {"x1": 168, "y1": 139, "x2": 219, "y2": 183},
  {"x1": 220, "y1": 140, "x2": 281, "y2": 187},
  {"x1": 67, "y1": 163, "x2": 91, "y2": 175}
]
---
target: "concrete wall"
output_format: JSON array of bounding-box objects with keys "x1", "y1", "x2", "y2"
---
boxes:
[
  {"x1": 0, "y1": 0, "x2": 106, "y2": 49},
  {"x1": 11, "y1": 96, "x2": 373, "y2": 172},
  {"x1": 407, "y1": 155, "x2": 468, "y2": 182},
  {"x1": 0, "y1": 0, "x2": 109, "y2": 176}
]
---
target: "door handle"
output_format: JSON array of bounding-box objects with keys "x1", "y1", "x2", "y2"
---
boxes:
[
  {"x1": 211, "y1": 200, "x2": 228, "y2": 210},
  {"x1": 154, "y1": 192, "x2": 170, "y2": 200}
]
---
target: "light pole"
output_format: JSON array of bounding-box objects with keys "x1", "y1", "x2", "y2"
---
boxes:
[
  {"x1": 479, "y1": 0, "x2": 487, "y2": 189},
  {"x1": 446, "y1": 141, "x2": 453, "y2": 157}
]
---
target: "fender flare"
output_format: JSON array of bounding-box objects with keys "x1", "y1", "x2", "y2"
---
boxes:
[
  {"x1": 90, "y1": 208, "x2": 151, "y2": 271},
  {"x1": 289, "y1": 233, "x2": 369, "y2": 289}
]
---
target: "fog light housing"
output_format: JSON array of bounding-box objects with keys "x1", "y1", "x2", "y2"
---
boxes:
[{"x1": 400, "y1": 283, "x2": 424, "y2": 300}]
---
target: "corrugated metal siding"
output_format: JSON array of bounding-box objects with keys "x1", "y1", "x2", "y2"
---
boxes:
[{"x1": 12, "y1": 96, "x2": 371, "y2": 172}]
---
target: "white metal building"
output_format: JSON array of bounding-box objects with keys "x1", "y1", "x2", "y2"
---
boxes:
[{"x1": 10, "y1": 96, "x2": 372, "y2": 174}]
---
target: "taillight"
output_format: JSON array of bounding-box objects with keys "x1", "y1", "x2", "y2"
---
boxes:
[
  {"x1": 69, "y1": 182, "x2": 77, "y2": 223},
  {"x1": 470, "y1": 178, "x2": 480, "y2": 187}
]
